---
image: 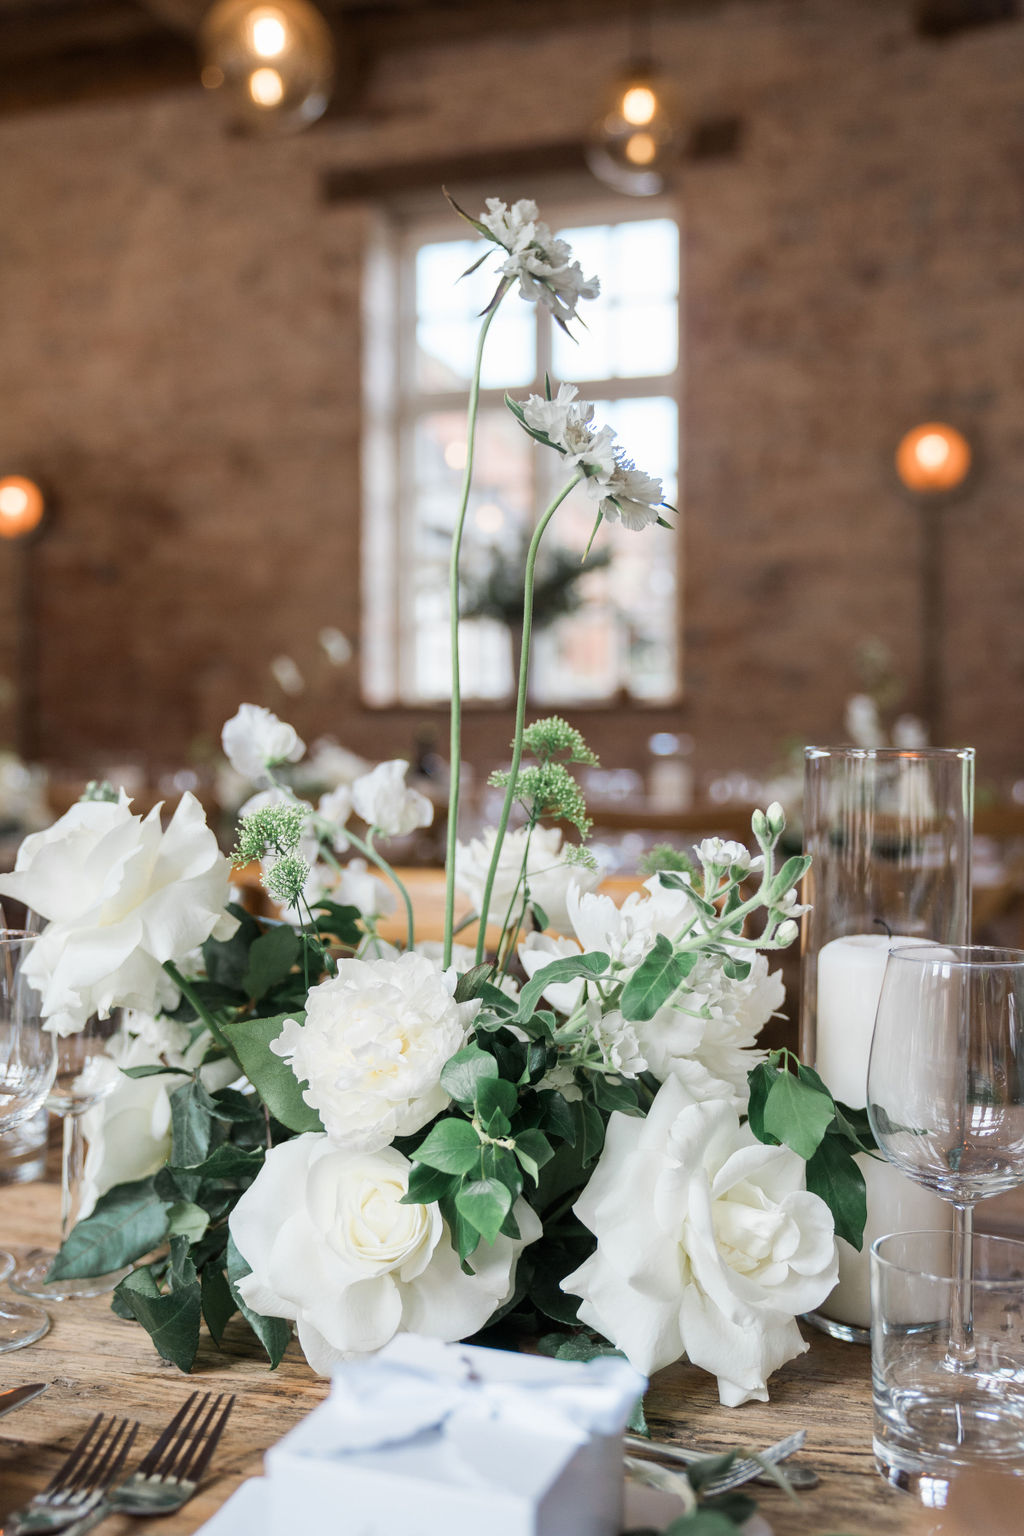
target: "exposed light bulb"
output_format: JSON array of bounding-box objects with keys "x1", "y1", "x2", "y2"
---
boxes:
[
  {"x1": 621, "y1": 84, "x2": 657, "y2": 126},
  {"x1": 200, "y1": 0, "x2": 334, "y2": 135},
  {"x1": 895, "y1": 423, "x2": 972, "y2": 494},
  {"x1": 250, "y1": 8, "x2": 288, "y2": 58},
  {"x1": 586, "y1": 72, "x2": 677, "y2": 196},
  {"x1": 624, "y1": 131, "x2": 657, "y2": 166},
  {"x1": 0, "y1": 476, "x2": 45, "y2": 539},
  {"x1": 249, "y1": 66, "x2": 284, "y2": 105}
]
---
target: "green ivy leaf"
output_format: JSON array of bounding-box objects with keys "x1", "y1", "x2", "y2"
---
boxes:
[
  {"x1": 202, "y1": 904, "x2": 263, "y2": 992},
  {"x1": 475, "y1": 1075, "x2": 517, "y2": 1126},
  {"x1": 412, "y1": 1117, "x2": 482, "y2": 1175},
  {"x1": 311, "y1": 900, "x2": 363, "y2": 948},
  {"x1": 620, "y1": 935, "x2": 698, "y2": 1022},
  {"x1": 200, "y1": 1264, "x2": 237, "y2": 1348},
  {"x1": 806, "y1": 1135, "x2": 868, "y2": 1249},
  {"x1": 746, "y1": 1060, "x2": 781, "y2": 1146},
  {"x1": 168, "y1": 1144, "x2": 265, "y2": 1181},
  {"x1": 453, "y1": 964, "x2": 493, "y2": 1004},
  {"x1": 226, "y1": 1012, "x2": 323, "y2": 1135},
  {"x1": 120, "y1": 1064, "x2": 191, "y2": 1080},
  {"x1": 225, "y1": 1234, "x2": 292, "y2": 1368},
  {"x1": 401, "y1": 1162, "x2": 458, "y2": 1206},
  {"x1": 47, "y1": 1176, "x2": 167, "y2": 1281},
  {"x1": 455, "y1": 1177, "x2": 512, "y2": 1245},
  {"x1": 166, "y1": 1202, "x2": 209, "y2": 1243},
  {"x1": 762, "y1": 1071, "x2": 836, "y2": 1160},
  {"x1": 513, "y1": 1128, "x2": 554, "y2": 1185},
  {"x1": 440, "y1": 1044, "x2": 498, "y2": 1105},
  {"x1": 115, "y1": 1258, "x2": 202, "y2": 1374},
  {"x1": 170, "y1": 1078, "x2": 216, "y2": 1179},
  {"x1": 242, "y1": 924, "x2": 300, "y2": 1001}
]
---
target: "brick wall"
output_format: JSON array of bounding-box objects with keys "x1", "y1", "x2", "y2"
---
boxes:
[{"x1": 0, "y1": 0, "x2": 1022, "y2": 799}]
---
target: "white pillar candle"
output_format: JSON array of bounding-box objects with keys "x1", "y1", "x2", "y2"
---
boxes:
[{"x1": 815, "y1": 933, "x2": 952, "y2": 1331}]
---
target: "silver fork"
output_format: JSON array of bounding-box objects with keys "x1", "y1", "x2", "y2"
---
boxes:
[
  {"x1": 6, "y1": 1414, "x2": 139, "y2": 1536},
  {"x1": 625, "y1": 1427, "x2": 808, "y2": 1497},
  {"x1": 57, "y1": 1390, "x2": 235, "y2": 1536}
]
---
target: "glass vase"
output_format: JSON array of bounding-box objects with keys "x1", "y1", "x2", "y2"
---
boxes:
[{"x1": 799, "y1": 746, "x2": 974, "y2": 1342}]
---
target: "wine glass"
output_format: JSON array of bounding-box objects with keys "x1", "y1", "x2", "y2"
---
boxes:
[
  {"x1": 0, "y1": 929, "x2": 57, "y2": 1352},
  {"x1": 10, "y1": 1010, "x2": 128, "y2": 1300},
  {"x1": 867, "y1": 944, "x2": 1024, "y2": 1373}
]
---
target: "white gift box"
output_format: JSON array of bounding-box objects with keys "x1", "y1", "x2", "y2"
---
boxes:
[{"x1": 264, "y1": 1334, "x2": 647, "y2": 1536}]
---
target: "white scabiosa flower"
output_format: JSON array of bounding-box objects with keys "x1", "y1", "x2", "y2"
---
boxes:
[
  {"x1": 270, "y1": 953, "x2": 478, "y2": 1151},
  {"x1": 455, "y1": 824, "x2": 601, "y2": 936},
  {"x1": 477, "y1": 198, "x2": 600, "y2": 325},
  {"x1": 221, "y1": 704, "x2": 305, "y2": 784}
]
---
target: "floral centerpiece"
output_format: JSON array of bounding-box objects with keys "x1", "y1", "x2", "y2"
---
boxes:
[{"x1": 0, "y1": 196, "x2": 873, "y2": 1423}]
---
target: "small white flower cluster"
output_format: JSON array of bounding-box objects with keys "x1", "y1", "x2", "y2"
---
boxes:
[
  {"x1": 478, "y1": 198, "x2": 600, "y2": 325},
  {"x1": 521, "y1": 384, "x2": 669, "y2": 532}
]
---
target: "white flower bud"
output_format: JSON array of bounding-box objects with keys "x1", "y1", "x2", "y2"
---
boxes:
[
  {"x1": 775, "y1": 918, "x2": 800, "y2": 948},
  {"x1": 767, "y1": 802, "x2": 787, "y2": 837}
]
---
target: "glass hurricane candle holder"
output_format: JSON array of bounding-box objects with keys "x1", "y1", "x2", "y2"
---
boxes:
[{"x1": 799, "y1": 746, "x2": 974, "y2": 1342}]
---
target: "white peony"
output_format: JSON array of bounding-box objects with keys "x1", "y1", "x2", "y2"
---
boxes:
[
  {"x1": 270, "y1": 953, "x2": 478, "y2": 1151},
  {"x1": 567, "y1": 874, "x2": 698, "y2": 972},
  {"x1": 0, "y1": 793, "x2": 238, "y2": 1035},
  {"x1": 562, "y1": 1077, "x2": 838, "y2": 1406},
  {"x1": 222, "y1": 704, "x2": 305, "y2": 783},
  {"x1": 455, "y1": 824, "x2": 601, "y2": 936},
  {"x1": 229, "y1": 1133, "x2": 540, "y2": 1374},
  {"x1": 352, "y1": 760, "x2": 433, "y2": 838}
]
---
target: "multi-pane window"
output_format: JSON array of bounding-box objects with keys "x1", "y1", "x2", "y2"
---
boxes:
[{"x1": 362, "y1": 198, "x2": 681, "y2": 707}]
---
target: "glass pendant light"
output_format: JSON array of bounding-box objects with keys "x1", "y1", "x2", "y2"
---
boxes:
[
  {"x1": 199, "y1": 0, "x2": 335, "y2": 134},
  {"x1": 585, "y1": 4, "x2": 678, "y2": 195}
]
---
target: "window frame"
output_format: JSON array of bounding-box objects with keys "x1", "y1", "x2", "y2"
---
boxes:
[{"x1": 361, "y1": 184, "x2": 684, "y2": 711}]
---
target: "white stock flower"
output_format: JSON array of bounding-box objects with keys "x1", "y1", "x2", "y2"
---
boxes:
[
  {"x1": 352, "y1": 760, "x2": 433, "y2": 838},
  {"x1": 0, "y1": 793, "x2": 237, "y2": 1035},
  {"x1": 586, "y1": 1001, "x2": 647, "y2": 1078},
  {"x1": 478, "y1": 198, "x2": 599, "y2": 324},
  {"x1": 229, "y1": 1134, "x2": 540, "y2": 1374},
  {"x1": 270, "y1": 953, "x2": 478, "y2": 1151},
  {"x1": 562, "y1": 1077, "x2": 837, "y2": 1406},
  {"x1": 696, "y1": 838, "x2": 756, "y2": 874},
  {"x1": 455, "y1": 824, "x2": 601, "y2": 936},
  {"x1": 222, "y1": 704, "x2": 305, "y2": 783}
]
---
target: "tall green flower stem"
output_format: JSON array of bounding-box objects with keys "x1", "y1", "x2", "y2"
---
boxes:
[
  {"x1": 344, "y1": 827, "x2": 416, "y2": 953},
  {"x1": 443, "y1": 305, "x2": 504, "y2": 968},
  {"x1": 474, "y1": 466, "x2": 587, "y2": 966}
]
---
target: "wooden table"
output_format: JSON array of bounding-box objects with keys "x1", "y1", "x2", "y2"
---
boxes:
[{"x1": 0, "y1": 1181, "x2": 928, "y2": 1536}]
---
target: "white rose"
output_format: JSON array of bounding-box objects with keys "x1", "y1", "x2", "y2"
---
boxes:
[
  {"x1": 222, "y1": 703, "x2": 305, "y2": 783},
  {"x1": 351, "y1": 760, "x2": 433, "y2": 838},
  {"x1": 271, "y1": 953, "x2": 478, "y2": 1151},
  {"x1": 229, "y1": 1134, "x2": 540, "y2": 1373},
  {"x1": 455, "y1": 825, "x2": 601, "y2": 936},
  {"x1": 78, "y1": 1018, "x2": 238, "y2": 1218},
  {"x1": 0, "y1": 792, "x2": 238, "y2": 1035},
  {"x1": 562, "y1": 1077, "x2": 838, "y2": 1406}
]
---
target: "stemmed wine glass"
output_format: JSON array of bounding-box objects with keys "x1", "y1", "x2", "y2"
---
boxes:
[
  {"x1": 0, "y1": 929, "x2": 57, "y2": 1352},
  {"x1": 867, "y1": 944, "x2": 1024, "y2": 1372}
]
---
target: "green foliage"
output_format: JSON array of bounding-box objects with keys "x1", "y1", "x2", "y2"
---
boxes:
[
  {"x1": 620, "y1": 935, "x2": 698, "y2": 1022},
  {"x1": 637, "y1": 844, "x2": 697, "y2": 880},
  {"x1": 521, "y1": 717, "x2": 599, "y2": 766},
  {"x1": 747, "y1": 1051, "x2": 874, "y2": 1250}
]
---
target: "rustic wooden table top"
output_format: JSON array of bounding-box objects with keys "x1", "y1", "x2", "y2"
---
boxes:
[{"x1": 0, "y1": 1179, "x2": 928, "y2": 1536}]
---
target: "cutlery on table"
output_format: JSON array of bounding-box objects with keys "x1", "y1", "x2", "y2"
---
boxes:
[
  {"x1": 5, "y1": 1413, "x2": 138, "y2": 1536},
  {"x1": 0, "y1": 1383, "x2": 48, "y2": 1420},
  {"x1": 54, "y1": 1390, "x2": 235, "y2": 1536},
  {"x1": 625, "y1": 1427, "x2": 818, "y2": 1495}
]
